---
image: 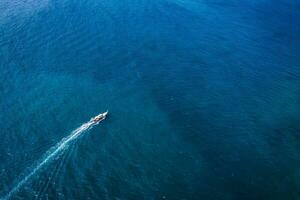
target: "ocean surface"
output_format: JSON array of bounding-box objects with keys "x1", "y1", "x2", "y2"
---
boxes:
[{"x1": 1, "y1": 0, "x2": 300, "y2": 199}]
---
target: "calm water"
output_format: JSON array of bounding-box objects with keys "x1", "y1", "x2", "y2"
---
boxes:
[{"x1": 1, "y1": 0, "x2": 300, "y2": 199}]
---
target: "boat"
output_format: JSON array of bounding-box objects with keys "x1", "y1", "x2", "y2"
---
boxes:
[{"x1": 92, "y1": 111, "x2": 108, "y2": 123}]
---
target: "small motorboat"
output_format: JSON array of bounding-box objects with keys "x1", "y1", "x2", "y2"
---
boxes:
[{"x1": 92, "y1": 111, "x2": 108, "y2": 123}]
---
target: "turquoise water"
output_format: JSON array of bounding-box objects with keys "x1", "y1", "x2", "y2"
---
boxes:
[{"x1": 1, "y1": 0, "x2": 300, "y2": 199}]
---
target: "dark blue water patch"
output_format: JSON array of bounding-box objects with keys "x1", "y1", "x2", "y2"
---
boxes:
[
  {"x1": 128, "y1": 1, "x2": 300, "y2": 198},
  {"x1": 144, "y1": 61, "x2": 300, "y2": 198},
  {"x1": 148, "y1": 84, "x2": 300, "y2": 199},
  {"x1": 1, "y1": 0, "x2": 300, "y2": 199}
]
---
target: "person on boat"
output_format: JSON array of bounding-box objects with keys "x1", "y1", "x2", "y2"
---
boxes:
[
  {"x1": 93, "y1": 116, "x2": 103, "y2": 123},
  {"x1": 92, "y1": 111, "x2": 108, "y2": 123}
]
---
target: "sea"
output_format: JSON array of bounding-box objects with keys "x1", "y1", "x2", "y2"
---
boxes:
[{"x1": 0, "y1": 0, "x2": 300, "y2": 199}]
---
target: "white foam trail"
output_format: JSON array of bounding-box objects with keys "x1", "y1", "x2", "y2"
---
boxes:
[{"x1": 2, "y1": 116, "x2": 104, "y2": 200}]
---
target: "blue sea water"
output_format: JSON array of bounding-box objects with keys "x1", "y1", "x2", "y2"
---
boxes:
[{"x1": 1, "y1": 0, "x2": 300, "y2": 199}]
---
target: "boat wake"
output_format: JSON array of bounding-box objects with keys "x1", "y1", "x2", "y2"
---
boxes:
[{"x1": 2, "y1": 115, "x2": 105, "y2": 200}]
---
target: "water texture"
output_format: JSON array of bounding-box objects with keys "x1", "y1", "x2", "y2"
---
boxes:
[{"x1": 0, "y1": 0, "x2": 300, "y2": 199}]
